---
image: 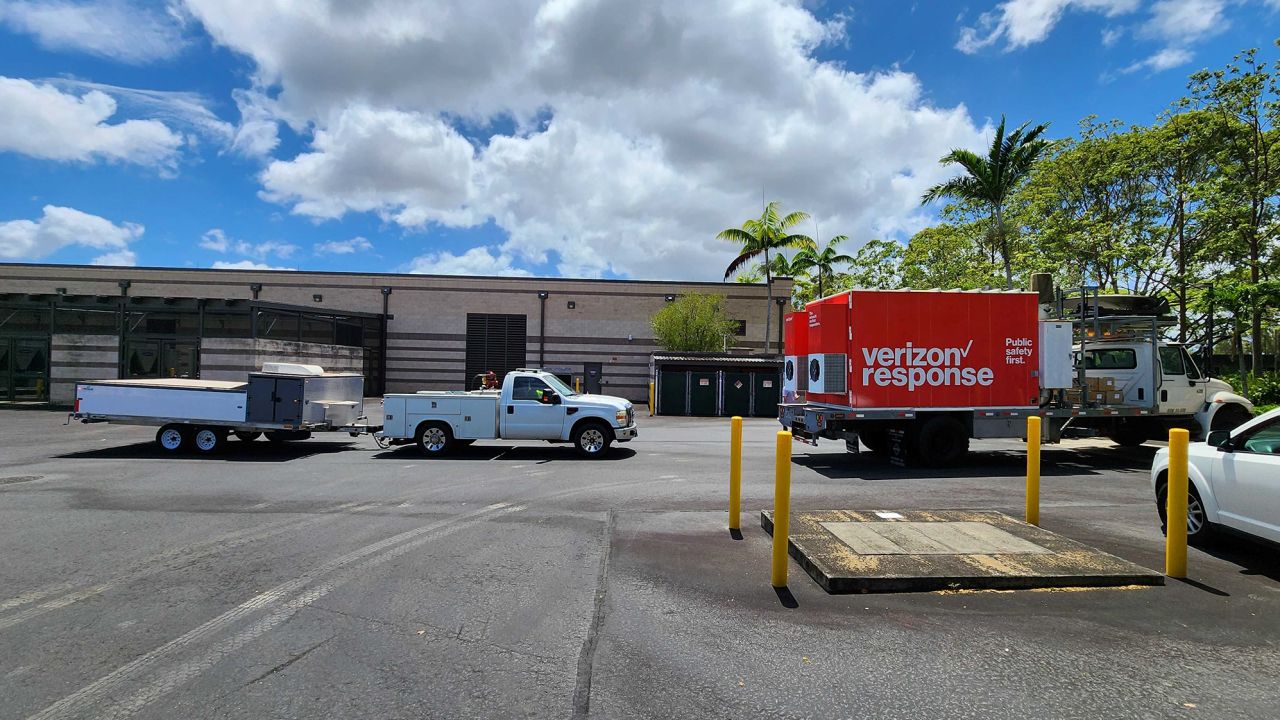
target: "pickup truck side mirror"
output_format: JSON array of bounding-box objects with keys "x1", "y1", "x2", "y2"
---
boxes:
[
  {"x1": 1206, "y1": 430, "x2": 1232, "y2": 450},
  {"x1": 539, "y1": 391, "x2": 561, "y2": 405}
]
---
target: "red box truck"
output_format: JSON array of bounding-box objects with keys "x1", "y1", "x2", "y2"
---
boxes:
[{"x1": 779, "y1": 287, "x2": 1253, "y2": 466}]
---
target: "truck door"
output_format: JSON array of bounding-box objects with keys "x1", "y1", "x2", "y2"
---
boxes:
[
  {"x1": 504, "y1": 376, "x2": 566, "y2": 439},
  {"x1": 1158, "y1": 346, "x2": 1202, "y2": 414}
]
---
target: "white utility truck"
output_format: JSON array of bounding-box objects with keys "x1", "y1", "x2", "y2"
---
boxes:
[
  {"x1": 378, "y1": 369, "x2": 637, "y2": 458},
  {"x1": 71, "y1": 363, "x2": 372, "y2": 454}
]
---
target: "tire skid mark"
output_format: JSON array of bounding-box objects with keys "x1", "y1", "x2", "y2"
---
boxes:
[
  {"x1": 26, "y1": 502, "x2": 524, "y2": 720},
  {"x1": 0, "y1": 500, "x2": 377, "y2": 632},
  {"x1": 27, "y1": 476, "x2": 678, "y2": 720}
]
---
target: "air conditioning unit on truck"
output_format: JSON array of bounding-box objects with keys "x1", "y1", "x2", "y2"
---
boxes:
[{"x1": 778, "y1": 284, "x2": 1253, "y2": 466}]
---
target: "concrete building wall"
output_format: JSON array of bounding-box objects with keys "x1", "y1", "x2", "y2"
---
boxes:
[
  {"x1": 1, "y1": 263, "x2": 792, "y2": 403},
  {"x1": 200, "y1": 338, "x2": 364, "y2": 381},
  {"x1": 50, "y1": 334, "x2": 118, "y2": 404}
]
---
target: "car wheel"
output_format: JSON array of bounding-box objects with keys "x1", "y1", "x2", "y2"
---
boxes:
[
  {"x1": 192, "y1": 427, "x2": 223, "y2": 454},
  {"x1": 1109, "y1": 424, "x2": 1148, "y2": 447},
  {"x1": 1211, "y1": 404, "x2": 1252, "y2": 433},
  {"x1": 156, "y1": 424, "x2": 188, "y2": 453},
  {"x1": 572, "y1": 422, "x2": 612, "y2": 458},
  {"x1": 1157, "y1": 478, "x2": 1213, "y2": 546},
  {"x1": 234, "y1": 431, "x2": 263, "y2": 442},
  {"x1": 415, "y1": 423, "x2": 453, "y2": 457},
  {"x1": 916, "y1": 417, "x2": 969, "y2": 467}
]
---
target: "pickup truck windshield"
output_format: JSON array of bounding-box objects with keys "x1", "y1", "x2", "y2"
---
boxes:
[{"x1": 541, "y1": 374, "x2": 578, "y2": 397}]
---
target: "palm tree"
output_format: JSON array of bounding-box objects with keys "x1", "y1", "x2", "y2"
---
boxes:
[
  {"x1": 792, "y1": 235, "x2": 855, "y2": 298},
  {"x1": 921, "y1": 115, "x2": 1050, "y2": 289},
  {"x1": 719, "y1": 202, "x2": 814, "y2": 353}
]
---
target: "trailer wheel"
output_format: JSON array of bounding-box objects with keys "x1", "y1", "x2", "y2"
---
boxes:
[
  {"x1": 1109, "y1": 423, "x2": 1147, "y2": 448},
  {"x1": 192, "y1": 427, "x2": 224, "y2": 454},
  {"x1": 916, "y1": 416, "x2": 968, "y2": 467},
  {"x1": 415, "y1": 423, "x2": 453, "y2": 457},
  {"x1": 858, "y1": 429, "x2": 889, "y2": 457},
  {"x1": 234, "y1": 431, "x2": 262, "y2": 442},
  {"x1": 572, "y1": 421, "x2": 613, "y2": 458},
  {"x1": 156, "y1": 424, "x2": 188, "y2": 453}
]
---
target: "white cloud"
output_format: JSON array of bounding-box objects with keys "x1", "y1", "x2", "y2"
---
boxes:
[
  {"x1": 199, "y1": 228, "x2": 297, "y2": 258},
  {"x1": 409, "y1": 246, "x2": 531, "y2": 277},
  {"x1": 0, "y1": 205, "x2": 143, "y2": 261},
  {"x1": 211, "y1": 260, "x2": 295, "y2": 271},
  {"x1": 0, "y1": 0, "x2": 188, "y2": 64},
  {"x1": 1122, "y1": 46, "x2": 1194, "y2": 73},
  {"x1": 259, "y1": 105, "x2": 477, "y2": 225},
  {"x1": 187, "y1": 0, "x2": 987, "y2": 280},
  {"x1": 956, "y1": 0, "x2": 1140, "y2": 53},
  {"x1": 315, "y1": 237, "x2": 374, "y2": 255},
  {"x1": 1101, "y1": 27, "x2": 1124, "y2": 46},
  {"x1": 46, "y1": 78, "x2": 232, "y2": 144},
  {"x1": 230, "y1": 88, "x2": 280, "y2": 157},
  {"x1": 0, "y1": 76, "x2": 183, "y2": 167},
  {"x1": 1144, "y1": 0, "x2": 1227, "y2": 44},
  {"x1": 90, "y1": 249, "x2": 138, "y2": 266}
]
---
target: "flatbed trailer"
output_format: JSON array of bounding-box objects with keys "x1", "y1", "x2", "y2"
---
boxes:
[{"x1": 69, "y1": 364, "x2": 380, "y2": 453}]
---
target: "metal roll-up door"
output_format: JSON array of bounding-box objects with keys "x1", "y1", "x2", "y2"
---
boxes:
[{"x1": 465, "y1": 313, "x2": 528, "y2": 388}]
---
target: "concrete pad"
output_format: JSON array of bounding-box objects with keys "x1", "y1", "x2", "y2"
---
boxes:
[{"x1": 762, "y1": 509, "x2": 1164, "y2": 594}]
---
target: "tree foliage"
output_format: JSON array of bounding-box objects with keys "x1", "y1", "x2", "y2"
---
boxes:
[{"x1": 651, "y1": 293, "x2": 740, "y2": 352}]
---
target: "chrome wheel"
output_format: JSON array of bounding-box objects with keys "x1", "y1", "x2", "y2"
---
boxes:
[
  {"x1": 1187, "y1": 492, "x2": 1206, "y2": 535},
  {"x1": 194, "y1": 428, "x2": 220, "y2": 453},
  {"x1": 158, "y1": 426, "x2": 185, "y2": 451},
  {"x1": 419, "y1": 426, "x2": 449, "y2": 454},
  {"x1": 580, "y1": 428, "x2": 606, "y2": 454}
]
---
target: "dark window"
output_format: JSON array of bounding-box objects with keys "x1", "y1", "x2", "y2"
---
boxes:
[
  {"x1": 300, "y1": 315, "x2": 335, "y2": 344},
  {"x1": 256, "y1": 310, "x2": 299, "y2": 340},
  {"x1": 1239, "y1": 418, "x2": 1280, "y2": 455},
  {"x1": 512, "y1": 376, "x2": 551, "y2": 400},
  {"x1": 465, "y1": 313, "x2": 527, "y2": 387},
  {"x1": 0, "y1": 308, "x2": 50, "y2": 334},
  {"x1": 732, "y1": 319, "x2": 747, "y2": 336},
  {"x1": 1159, "y1": 346, "x2": 1185, "y2": 375},
  {"x1": 54, "y1": 307, "x2": 117, "y2": 335},
  {"x1": 1084, "y1": 349, "x2": 1137, "y2": 370},
  {"x1": 203, "y1": 313, "x2": 252, "y2": 338}
]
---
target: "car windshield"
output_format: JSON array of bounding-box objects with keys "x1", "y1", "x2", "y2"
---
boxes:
[{"x1": 540, "y1": 373, "x2": 578, "y2": 397}]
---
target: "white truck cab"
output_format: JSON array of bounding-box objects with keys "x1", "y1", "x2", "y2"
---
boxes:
[{"x1": 378, "y1": 369, "x2": 637, "y2": 458}]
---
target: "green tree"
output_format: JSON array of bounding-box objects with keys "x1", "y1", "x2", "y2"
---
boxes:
[
  {"x1": 792, "y1": 235, "x2": 856, "y2": 297},
  {"x1": 733, "y1": 264, "x2": 764, "y2": 283},
  {"x1": 900, "y1": 223, "x2": 1001, "y2": 289},
  {"x1": 1187, "y1": 46, "x2": 1280, "y2": 370},
  {"x1": 718, "y1": 202, "x2": 814, "y2": 352},
  {"x1": 922, "y1": 115, "x2": 1051, "y2": 289},
  {"x1": 839, "y1": 238, "x2": 902, "y2": 290},
  {"x1": 650, "y1": 293, "x2": 740, "y2": 352}
]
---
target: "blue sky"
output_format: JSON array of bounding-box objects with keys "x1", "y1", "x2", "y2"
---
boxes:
[{"x1": 1, "y1": 0, "x2": 1277, "y2": 280}]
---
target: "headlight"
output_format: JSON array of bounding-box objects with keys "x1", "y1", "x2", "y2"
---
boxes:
[{"x1": 616, "y1": 409, "x2": 629, "y2": 425}]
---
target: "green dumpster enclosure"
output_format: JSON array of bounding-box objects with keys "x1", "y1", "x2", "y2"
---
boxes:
[{"x1": 651, "y1": 352, "x2": 782, "y2": 418}]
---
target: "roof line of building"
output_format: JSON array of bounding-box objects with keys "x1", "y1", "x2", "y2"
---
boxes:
[{"x1": 0, "y1": 262, "x2": 791, "y2": 289}]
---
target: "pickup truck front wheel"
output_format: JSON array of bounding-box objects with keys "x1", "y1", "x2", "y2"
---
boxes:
[
  {"x1": 415, "y1": 422, "x2": 454, "y2": 457},
  {"x1": 572, "y1": 422, "x2": 613, "y2": 458}
]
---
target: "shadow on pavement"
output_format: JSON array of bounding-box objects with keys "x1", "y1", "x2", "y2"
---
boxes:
[
  {"x1": 54, "y1": 440, "x2": 355, "y2": 463},
  {"x1": 1200, "y1": 534, "x2": 1280, "y2": 583},
  {"x1": 370, "y1": 444, "x2": 638, "y2": 462},
  {"x1": 792, "y1": 444, "x2": 1157, "y2": 480}
]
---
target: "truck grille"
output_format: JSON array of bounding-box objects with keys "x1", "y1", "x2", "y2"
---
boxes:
[{"x1": 626, "y1": 407, "x2": 634, "y2": 426}]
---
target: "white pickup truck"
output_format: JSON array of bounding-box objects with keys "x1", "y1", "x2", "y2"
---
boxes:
[{"x1": 377, "y1": 369, "x2": 638, "y2": 458}]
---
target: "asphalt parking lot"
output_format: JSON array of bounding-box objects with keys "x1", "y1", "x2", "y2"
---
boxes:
[{"x1": 2, "y1": 409, "x2": 1279, "y2": 719}]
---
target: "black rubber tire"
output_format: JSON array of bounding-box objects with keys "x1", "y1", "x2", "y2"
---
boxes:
[
  {"x1": 155, "y1": 424, "x2": 188, "y2": 453},
  {"x1": 234, "y1": 431, "x2": 263, "y2": 442},
  {"x1": 415, "y1": 422, "x2": 454, "y2": 457},
  {"x1": 1109, "y1": 423, "x2": 1148, "y2": 447},
  {"x1": 915, "y1": 416, "x2": 969, "y2": 467},
  {"x1": 858, "y1": 428, "x2": 889, "y2": 457},
  {"x1": 1211, "y1": 404, "x2": 1253, "y2": 433},
  {"x1": 191, "y1": 426, "x2": 224, "y2": 454},
  {"x1": 572, "y1": 421, "x2": 613, "y2": 459},
  {"x1": 1157, "y1": 477, "x2": 1213, "y2": 547}
]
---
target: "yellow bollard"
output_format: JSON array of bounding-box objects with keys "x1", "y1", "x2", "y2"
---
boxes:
[
  {"x1": 649, "y1": 381, "x2": 656, "y2": 417},
  {"x1": 575, "y1": 376, "x2": 582, "y2": 394},
  {"x1": 771, "y1": 430, "x2": 792, "y2": 588},
  {"x1": 1025, "y1": 415, "x2": 1041, "y2": 526},
  {"x1": 1166, "y1": 428, "x2": 1190, "y2": 578},
  {"x1": 729, "y1": 416, "x2": 743, "y2": 531}
]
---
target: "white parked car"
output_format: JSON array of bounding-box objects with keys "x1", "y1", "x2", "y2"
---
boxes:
[{"x1": 1152, "y1": 407, "x2": 1280, "y2": 545}]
